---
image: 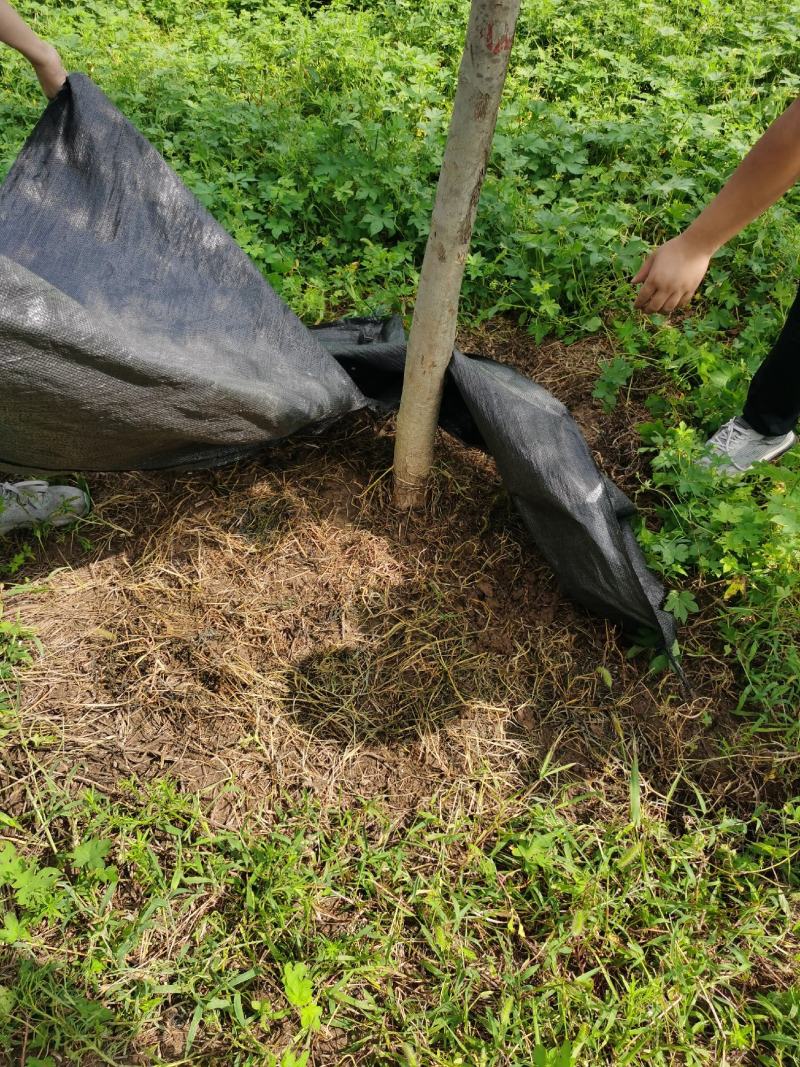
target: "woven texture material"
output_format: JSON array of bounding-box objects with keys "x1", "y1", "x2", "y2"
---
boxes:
[
  {"x1": 0, "y1": 75, "x2": 364, "y2": 472},
  {"x1": 0, "y1": 75, "x2": 676, "y2": 648}
]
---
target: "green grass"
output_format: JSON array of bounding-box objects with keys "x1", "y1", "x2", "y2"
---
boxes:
[
  {"x1": 1, "y1": 0, "x2": 800, "y2": 1061},
  {"x1": 0, "y1": 761, "x2": 798, "y2": 1065}
]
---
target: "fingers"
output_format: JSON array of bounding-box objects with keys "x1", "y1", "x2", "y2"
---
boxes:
[
  {"x1": 666, "y1": 286, "x2": 698, "y2": 313},
  {"x1": 32, "y1": 46, "x2": 67, "y2": 100},
  {"x1": 641, "y1": 291, "x2": 668, "y2": 313},
  {"x1": 633, "y1": 277, "x2": 659, "y2": 309},
  {"x1": 636, "y1": 286, "x2": 694, "y2": 314},
  {"x1": 632, "y1": 237, "x2": 707, "y2": 314},
  {"x1": 634, "y1": 278, "x2": 675, "y2": 313},
  {"x1": 632, "y1": 256, "x2": 653, "y2": 285},
  {"x1": 45, "y1": 78, "x2": 67, "y2": 101}
]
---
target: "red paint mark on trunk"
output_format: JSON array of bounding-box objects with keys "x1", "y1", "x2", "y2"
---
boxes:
[{"x1": 485, "y1": 21, "x2": 513, "y2": 55}]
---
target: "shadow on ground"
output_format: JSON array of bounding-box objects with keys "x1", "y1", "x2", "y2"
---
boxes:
[{"x1": 2, "y1": 324, "x2": 790, "y2": 830}]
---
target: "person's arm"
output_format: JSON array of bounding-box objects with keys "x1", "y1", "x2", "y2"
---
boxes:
[
  {"x1": 634, "y1": 98, "x2": 800, "y2": 313},
  {"x1": 0, "y1": 0, "x2": 66, "y2": 98}
]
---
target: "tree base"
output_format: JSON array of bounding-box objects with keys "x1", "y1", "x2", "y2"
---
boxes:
[{"x1": 393, "y1": 475, "x2": 427, "y2": 511}]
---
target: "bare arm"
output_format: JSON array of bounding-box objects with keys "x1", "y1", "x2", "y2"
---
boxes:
[
  {"x1": 634, "y1": 98, "x2": 800, "y2": 313},
  {"x1": 0, "y1": 0, "x2": 66, "y2": 98}
]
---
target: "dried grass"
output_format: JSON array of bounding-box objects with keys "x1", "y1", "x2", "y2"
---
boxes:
[{"x1": 3, "y1": 325, "x2": 786, "y2": 831}]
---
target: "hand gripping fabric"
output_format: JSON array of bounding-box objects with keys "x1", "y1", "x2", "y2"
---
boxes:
[{"x1": 0, "y1": 75, "x2": 677, "y2": 652}]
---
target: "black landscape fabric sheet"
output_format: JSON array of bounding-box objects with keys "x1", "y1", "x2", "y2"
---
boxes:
[{"x1": 0, "y1": 75, "x2": 677, "y2": 651}]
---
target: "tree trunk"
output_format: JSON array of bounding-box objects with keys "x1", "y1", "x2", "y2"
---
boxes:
[{"x1": 393, "y1": 0, "x2": 521, "y2": 509}]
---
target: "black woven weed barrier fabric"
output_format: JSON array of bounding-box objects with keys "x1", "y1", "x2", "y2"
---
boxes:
[{"x1": 0, "y1": 75, "x2": 676, "y2": 649}]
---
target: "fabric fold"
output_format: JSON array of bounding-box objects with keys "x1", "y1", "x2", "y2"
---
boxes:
[{"x1": 0, "y1": 74, "x2": 676, "y2": 651}]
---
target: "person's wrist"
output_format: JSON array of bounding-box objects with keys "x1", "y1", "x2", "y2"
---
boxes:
[
  {"x1": 680, "y1": 223, "x2": 720, "y2": 259},
  {"x1": 25, "y1": 41, "x2": 67, "y2": 99}
]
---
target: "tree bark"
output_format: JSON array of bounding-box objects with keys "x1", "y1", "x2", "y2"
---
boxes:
[{"x1": 393, "y1": 0, "x2": 521, "y2": 509}]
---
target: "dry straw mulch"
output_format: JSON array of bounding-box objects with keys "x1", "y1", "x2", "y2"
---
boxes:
[{"x1": 5, "y1": 325, "x2": 778, "y2": 830}]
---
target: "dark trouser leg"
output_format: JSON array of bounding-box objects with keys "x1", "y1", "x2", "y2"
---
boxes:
[{"x1": 743, "y1": 286, "x2": 800, "y2": 436}]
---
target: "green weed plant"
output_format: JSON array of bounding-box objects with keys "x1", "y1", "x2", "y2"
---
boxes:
[{"x1": 1, "y1": 1, "x2": 800, "y2": 1059}]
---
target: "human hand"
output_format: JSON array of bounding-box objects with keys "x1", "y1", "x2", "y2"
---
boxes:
[
  {"x1": 632, "y1": 233, "x2": 712, "y2": 314},
  {"x1": 30, "y1": 42, "x2": 66, "y2": 99}
]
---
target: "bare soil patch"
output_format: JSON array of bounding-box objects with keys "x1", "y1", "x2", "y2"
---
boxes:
[{"x1": 3, "y1": 323, "x2": 779, "y2": 828}]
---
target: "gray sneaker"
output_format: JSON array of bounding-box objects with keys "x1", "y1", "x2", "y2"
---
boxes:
[
  {"x1": 699, "y1": 417, "x2": 797, "y2": 476},
  {"x1": 0, "y1": 480, "x2": 90, "y2": 536}
]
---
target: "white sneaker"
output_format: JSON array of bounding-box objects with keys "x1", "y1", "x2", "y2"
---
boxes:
[
  {"x1": 699, "y1": 417, "x2": 797, "y2": 476},
  {"x1": 0, "y1": 480, "x2": 89, "y2": 536}
]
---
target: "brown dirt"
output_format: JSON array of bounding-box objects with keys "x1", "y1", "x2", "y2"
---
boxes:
[{"x1": 1, "y1": 322, "x2": 783, "y2": 829}]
